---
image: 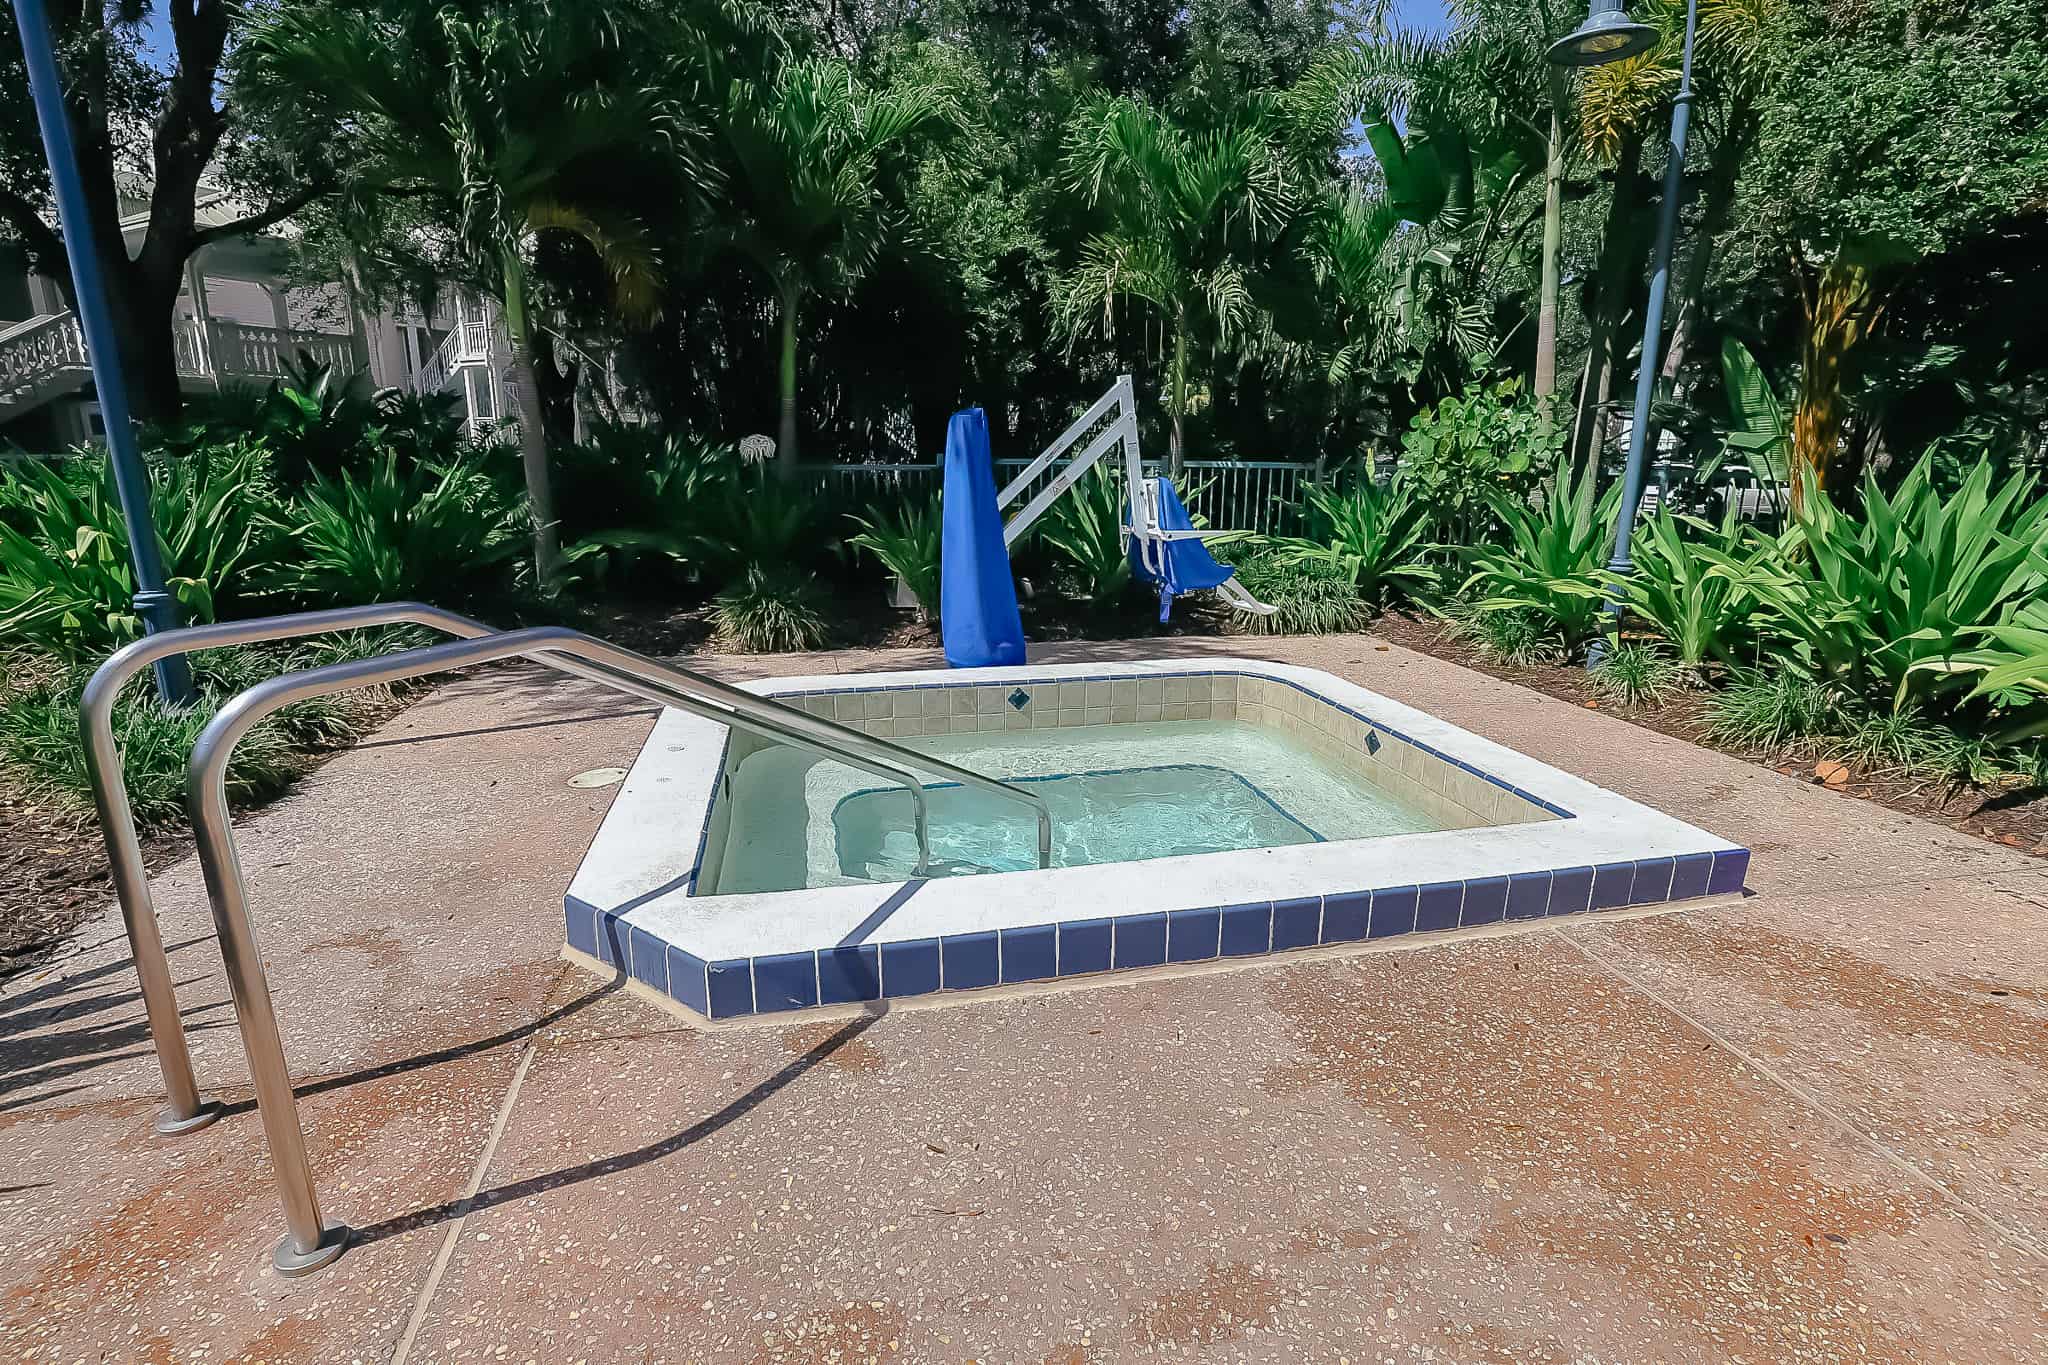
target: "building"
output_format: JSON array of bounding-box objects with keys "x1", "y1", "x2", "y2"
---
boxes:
[{"x1": 0, "y1": 184, "x2": 631, "y2": 450}]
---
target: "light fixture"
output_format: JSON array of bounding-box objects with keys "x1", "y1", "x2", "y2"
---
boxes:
[{"x1": 1548, "y1": 2, "x2": 1659, "y2": 66}]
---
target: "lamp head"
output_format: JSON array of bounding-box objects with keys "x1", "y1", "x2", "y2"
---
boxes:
[{"x1": 1547, "y1": 2, "x2": 1660, "y2": 66}]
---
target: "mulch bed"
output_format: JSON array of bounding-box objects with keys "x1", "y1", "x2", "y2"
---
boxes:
[{"x1": 1371, "y1": 611, "x2": 2048, "y2": 860}]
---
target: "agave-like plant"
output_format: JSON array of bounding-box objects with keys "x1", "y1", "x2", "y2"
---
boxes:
[
  {"x1": 849, "y1": 493, "x2": 942, "y2": 623},
  {"x1": 1035, "y1": 464, "x2": 1135, "y2": 614},
  {"x1": 1273, "y1": 478, "x2": 1438, "y2": 609},
  {"x1": 264, "y1": 450, "x2": 526, "y2": 606},
  {"x1": 1459, "y1": 460, "x2": 1621, "y2": 650},
  {"x1": 1749, "y1": 456, "x2": 2048, "y2": 710},
  {"x1": 0, "y1": 443, "x2": 278, "y2": 658},
  {"x1": 1927, "y1": 602, "x2": 2048, "y2": 741},
  {"x1": 1606, "y1": 503, "x2": 1772, "y2": 668}
]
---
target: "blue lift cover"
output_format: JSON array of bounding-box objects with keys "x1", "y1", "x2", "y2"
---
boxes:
[{"x1": 939, "y1": 407, "x2": 1027, "y2": 667}]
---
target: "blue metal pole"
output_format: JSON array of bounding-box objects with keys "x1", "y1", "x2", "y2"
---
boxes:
[
  {"x1": 12, "y1": 0, "x2": 193, "y2": 704},
  {"x1": 1588, "y1": 0, "x2": 1698, "y2": 669}
]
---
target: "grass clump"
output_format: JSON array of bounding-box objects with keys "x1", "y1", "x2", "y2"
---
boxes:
[
  {"x1": 710, "y1": 567, "x2": 832, "y2": 653},
  {"x1": 1448, "y1": 604, "x2": 1553, "y2": 666},
  {"x1": 1589, "y1": 642, "x2": 1693, "y2": 708},
  {"x1": 1227, "y1": 550, "x2": 1371, "y2": 636},
  {"x1": 0, "y1": 629, "x2": 426, "y2": 828}
]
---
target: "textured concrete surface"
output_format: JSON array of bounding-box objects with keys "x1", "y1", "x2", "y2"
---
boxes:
[{"x1": 4, "y1": 633, "x2": 2045, "y2": 1362}]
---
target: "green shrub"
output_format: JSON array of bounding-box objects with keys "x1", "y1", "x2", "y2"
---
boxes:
[
  {"x1": 0, "y1": 442, "x2": 279, "y2": 660},
  {"x1": 1228, "y1": 550, "x2": 1370, "y2": 635},
  {"x1": 262, "y1": 450, "x2": 526, "y2": 607},
  {"x1": 557, "y1": 427, "x2": 741, "y2": 582},
  {"x1": 710, "y1": 567, "x2": 831, "y2": 652},
  {"x1": 1398, "y1": 380, "x2": 1559, "y2": 543},
  {"x1": 1272, "y1": 478, "x2": 1437, "y2": 608},
  {"x1": 849, "y1": 492, "x2": 942, "y2": 621},
  {"x1": 1459, "y1": 461, "x2": 1619, "y2": 653}
]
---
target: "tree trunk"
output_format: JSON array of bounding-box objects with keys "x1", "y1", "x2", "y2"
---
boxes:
[
  {"x1": 1791, "y1": 256, "x2": 1875, "y2": 518},
  {"x1": 1570, "y1": 136, "x2": 1645, "y2": 477},
  {"x1": 1534, "y1": 73, "x2": 1566, "y2": 418},
  {"x1": 776, "y1": 288, "x2": 800, "y2": 479},
  {"x1": 498, "y1": 248, "x2": 561, "y2": 592},
  {"x1": 1168, "y1": 323, "x2": 1188, "y2": 480}
]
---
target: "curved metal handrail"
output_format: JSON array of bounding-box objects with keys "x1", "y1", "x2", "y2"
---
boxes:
[
  {"x1": 87, "y1": 608, "x2": 1053, "y2": 1142},
  {"x1": 81, "y1": 603, "x2": 499, "y2": 1135},
  {"x1": 183, "y1": 625, "x2": 1056, "y2": 1275}
]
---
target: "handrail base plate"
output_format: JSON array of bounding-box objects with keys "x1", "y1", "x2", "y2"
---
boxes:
[
  {"x1": 273, "y1": 1223, "x2": 351, "y2": 1278},
  {"x1": 152, "y1": 1101, "x2": 224, "y2": 1137}
]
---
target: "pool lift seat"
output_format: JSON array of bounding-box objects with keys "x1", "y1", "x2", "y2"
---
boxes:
[{"x1": 996, "y1": 374, "x2": 1276, "y2": 624}]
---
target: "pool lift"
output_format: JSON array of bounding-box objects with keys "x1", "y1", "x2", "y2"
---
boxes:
[{"x1": 994, "y1": 374, "x2": 1277, "y2": 625}]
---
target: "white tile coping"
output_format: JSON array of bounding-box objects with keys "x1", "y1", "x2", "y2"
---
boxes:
[{"x1": 566, "y1": 658, "x2": 1745, "y2": 964}]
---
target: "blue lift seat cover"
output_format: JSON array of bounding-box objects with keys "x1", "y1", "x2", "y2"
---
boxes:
[
  {"x1": 939, "y1": 406, "x2": 1027, "y2": 668},
  {"x1": 1128, "y1": 475, "x2": 1239, "y2": 598}
]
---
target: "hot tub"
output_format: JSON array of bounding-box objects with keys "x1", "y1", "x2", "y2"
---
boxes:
[{"x1": 564, "y1": 659, "x2": 1748, "y2": 1019}]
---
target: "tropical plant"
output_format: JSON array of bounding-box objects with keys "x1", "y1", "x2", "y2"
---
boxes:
[
  {"x1": 1607, "y1": 504, "x2": 1768, "y2": 667},
  {"x1": 849, "y1": 493, "x2": 942, "y2": 622},
  {"x1": 556, "y1": 429, "x2": 742, "y2": 581},
  {"x1": 1918, "y1": 601, "x2": 2048, "y2": 743},
  {"x1": 1744, "y1": 456, "x2": 2048, "y2": 712},
  {"x1": 0, "y1": 444, "x2": 278, "y2": 659},
  {"x1": 711, "y1": 56, "x2": 952, "y2": 472},
  {"x1": 1273, "y1": 478, "x2": 1437, "y2": 608},
  {"x1": 684, "y1": 467, "x2": 833, "y2": 582},
  {"x1": 1035, "y1": 465, "x2": 1134, "y2": 614},
  {"x1": 710, "y1": 567, "x2": 832, "y2": 652},
  {"x1": 1055, "y1": 93, "x2": 1295, "y2": 475},
  {"x1": 1227, "y1": 550, "x2": 1370, "y2": 636},
  {"x1": 1459, "y1": 459, "x2": 1621, "y2": 651},
  {"x1": 1399, "y1": 381, "x2": 1558, "y2": 543},
  {"x1": 1715, "y1": 335, "x2": 1791, "y2": 492},
  {"x1": 247, "y1": 1, "x2": 690, "y2": 588},
  {"x1": 263, "y1": 451, "x2": 526, "y2": 607}
]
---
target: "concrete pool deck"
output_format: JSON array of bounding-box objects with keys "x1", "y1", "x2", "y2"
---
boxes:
[{"x1": 3, "y1": 632, "x2": 2046, "y2": 1361}]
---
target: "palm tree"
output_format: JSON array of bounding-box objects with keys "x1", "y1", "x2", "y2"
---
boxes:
[
  {"x1": 709, "y1": 58, "x2": 949, "y2": 476},
  {"x1": 245, "y1": 2, "x2": 693, "y2": 590},
  {"x1": 1056, "y1": 95, "x2": 1297, "y2": 478}
]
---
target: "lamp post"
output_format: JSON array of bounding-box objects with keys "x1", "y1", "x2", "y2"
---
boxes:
[
  {"x1": 12, "y1": 0, "x2": 192, "y2": 704},
  {"x1": 1550, "y1": 0, "x2": 1696, "y2": 668}
]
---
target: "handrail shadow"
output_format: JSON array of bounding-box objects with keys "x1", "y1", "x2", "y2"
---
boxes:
[{"x1": 349, "y1": 1009, "x2": 880, "y2": 1247}]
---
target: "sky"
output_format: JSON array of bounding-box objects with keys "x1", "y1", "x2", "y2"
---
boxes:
[{"x1": 1388, "y1": 0, "x2": 1454, "y2": 35}]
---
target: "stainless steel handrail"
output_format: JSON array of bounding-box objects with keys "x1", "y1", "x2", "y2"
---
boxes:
[
  {"x1": 82, "y1": 603, "x2": 500, "y2": 1135},
  {"x1": 185, "y1": 625, "x2": 1057, "y2": 1275},
  {"x1": 87, "y1": 607, "x2": 1052, "y2": 1141}
]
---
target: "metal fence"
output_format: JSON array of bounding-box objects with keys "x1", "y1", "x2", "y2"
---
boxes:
[{"x1": 799, "y1": 458, "x2": 1317, "y2": 535}]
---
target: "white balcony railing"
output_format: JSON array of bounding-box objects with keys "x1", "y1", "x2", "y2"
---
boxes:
[
  {"x1": 0, "y1": 313, "x2": 91, "y2": 408},
  {"x1": 0, "y1": 311, "x2": 364, "y2": 416}
]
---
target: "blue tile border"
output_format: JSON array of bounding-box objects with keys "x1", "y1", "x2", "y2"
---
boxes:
[{"x1": 570, "y1": 836, "x2": 1749, "y2": 1019}]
